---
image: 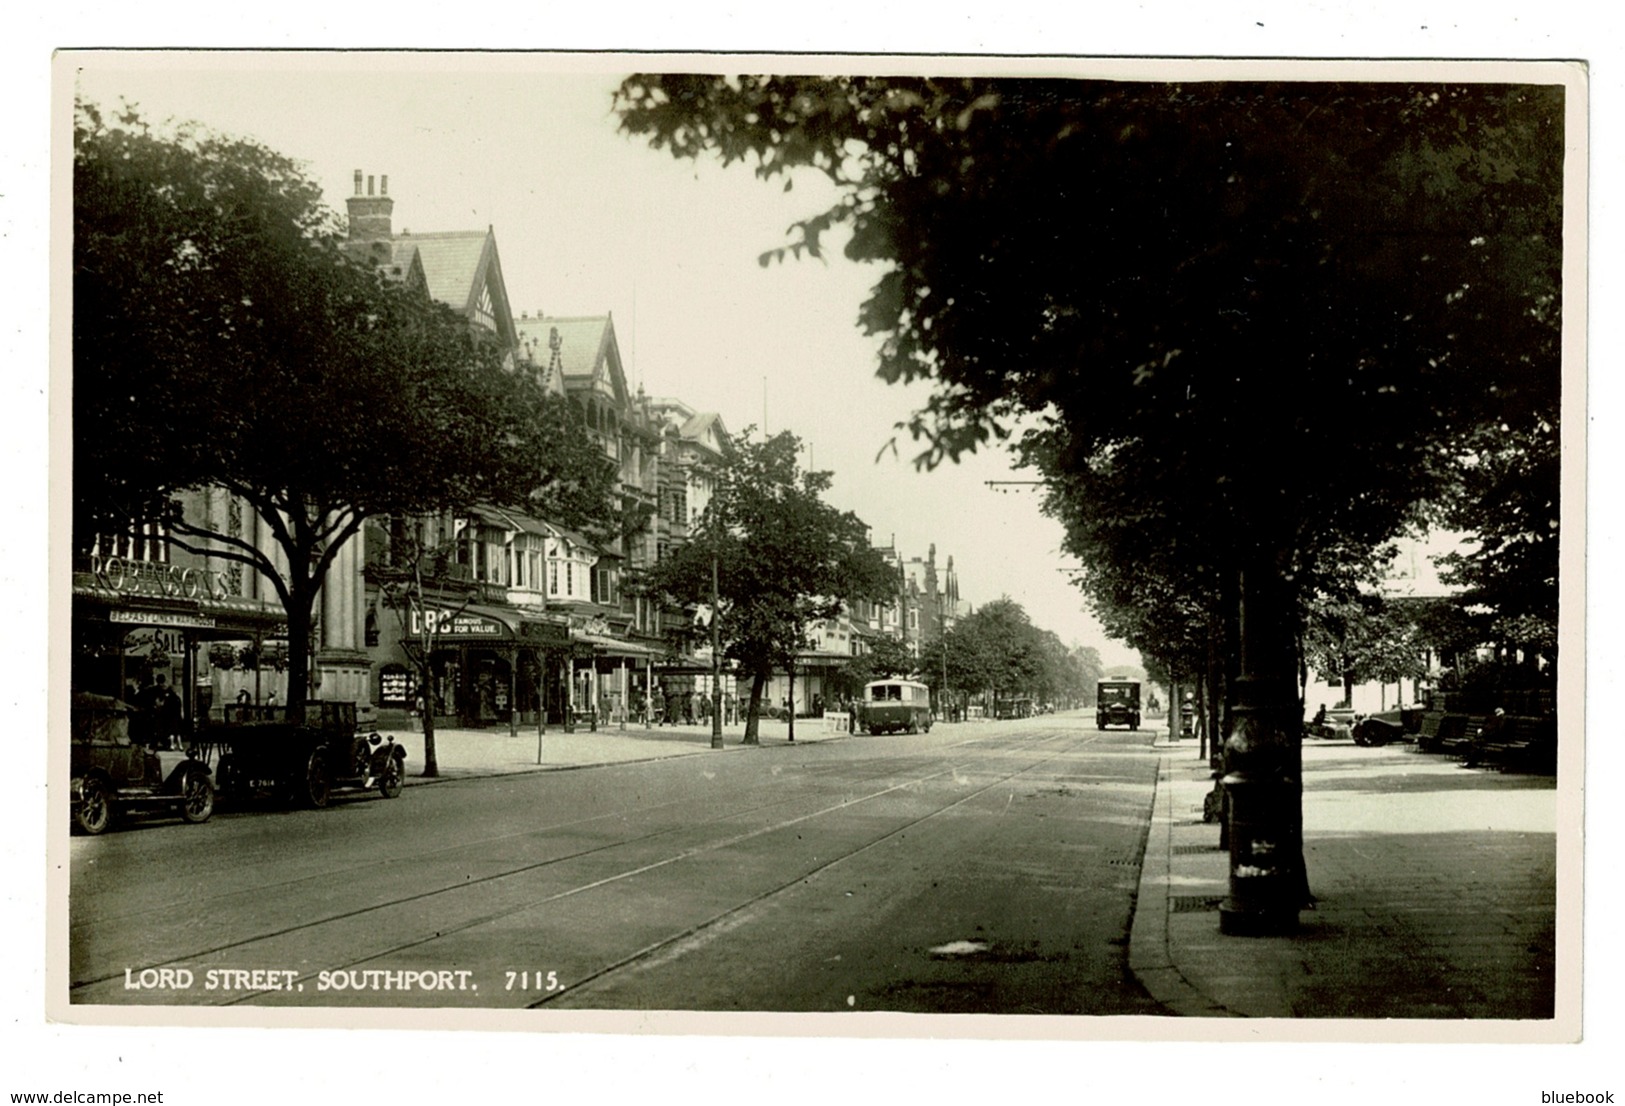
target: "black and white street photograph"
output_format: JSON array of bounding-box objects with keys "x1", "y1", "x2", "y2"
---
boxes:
[{"x1": 18, "y1": 11, "x2": 1615, "y2": 1103}]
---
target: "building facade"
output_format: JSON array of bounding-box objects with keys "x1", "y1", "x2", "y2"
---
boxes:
[{"x1": 71, "y1": 166, "x2": 972, "y2": 735}]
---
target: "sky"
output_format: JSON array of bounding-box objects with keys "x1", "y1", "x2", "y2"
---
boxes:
[{"x1": 73, "y1": 55, "x2": 1143, "y2": 670}]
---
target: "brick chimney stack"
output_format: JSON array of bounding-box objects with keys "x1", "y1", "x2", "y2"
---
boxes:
[{"x1": 345, "y1": 169, "x2": 395, "y2": 258}]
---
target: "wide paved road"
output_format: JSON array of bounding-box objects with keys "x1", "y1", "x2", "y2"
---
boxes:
[{"x1": 68, "y1": 714, "x2": 1167, "y2": 1015}]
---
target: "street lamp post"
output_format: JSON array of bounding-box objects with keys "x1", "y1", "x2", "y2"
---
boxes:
[
  {"x1": 1218, "y1": 564, "x2": 1303, "y2": 936},
  {"x1": 710, "y1": 551, "x2": 723, "y2": 749}
]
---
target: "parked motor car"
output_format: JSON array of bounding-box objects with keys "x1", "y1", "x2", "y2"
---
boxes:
[
  {"x1": 70, "y1": 692, "x2": 215, "y2": 835},
  {"x1": 1305, "y1": 705, "x2": 1358, "y2": 740},
  {"x1": 994, "y1": 696, "x2": 1034, "y2": 720},
  {"x1": 1351, "y1": 707, "x2": 1420, "y2": 747},
  {"x1": 212, "y1": 700, "x2": 405, "y2": 808}
]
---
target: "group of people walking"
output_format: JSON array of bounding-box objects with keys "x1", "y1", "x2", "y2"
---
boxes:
[{"x1": 634, "y1": 687, "x2": 740, "y2": 727}]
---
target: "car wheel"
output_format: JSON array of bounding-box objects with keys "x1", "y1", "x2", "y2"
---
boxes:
[
  {"x1": 73, "y1": 776, "x2": 113, "y2": 836},
  {"x1": 378, "y1": 756, "x2": 403, "y2": 799},
  {"x1": 300, "y1": 752, "x2": 330, "y2": 809},
  {"x1": 180, "y1": 772, "x2": 214, "y2": 824}
]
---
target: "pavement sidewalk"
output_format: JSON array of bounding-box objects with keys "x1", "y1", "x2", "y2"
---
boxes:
[
  {"x1": 1129, "y1": 732, "x2": 1563, "y2": 1025},
  {"x1": 379, "y1": 715, "x2": 854, "y2": 781}
]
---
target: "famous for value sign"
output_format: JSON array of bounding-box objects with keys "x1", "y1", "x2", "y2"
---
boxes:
[{"x1": 408, "y1": 607, "x2": 506, "y2": 637}]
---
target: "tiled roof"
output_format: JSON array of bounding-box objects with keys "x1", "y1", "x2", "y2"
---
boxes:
[
  {"x1": 679, "y1": 411, "x2": 728, "y2": 448},
  {"x1": 389, "y1": 242, "x2": 421, "y2": 285},
  {"x1": 511, "y1": 316, "x2": 607, "y2": 380},
  {"x1": 513, "y1": 314, "x2": 633, "y2": 409},
  {"x1": 397, "y1": 230, "x2": 491, "y2": 314}
]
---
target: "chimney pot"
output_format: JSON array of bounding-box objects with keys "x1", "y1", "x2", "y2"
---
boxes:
[
  {"x1": 367, "y1": 175, "x2": 375, "y2": 196},
  {"x1": 381, "y1": 175, "x2": 389, "y2": 196},
  {"x1": 353, "y1": 169, "x2": 362, "y2": 195}
]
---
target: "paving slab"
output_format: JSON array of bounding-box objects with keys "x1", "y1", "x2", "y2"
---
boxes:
[
  {"x1": 374, "y1": 716, "x2": 858, "y2": 782},
  {"x1": 1130, "y1": 733, "x2": 1560, "y2": 1027}
]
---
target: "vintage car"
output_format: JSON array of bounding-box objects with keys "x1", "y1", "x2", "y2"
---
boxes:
[
  {"x1": 1095, "y1": 681, "x2": 1141, "y2": 730},
  {"x1": 71, "y1": 692, "x2": 214, "y2": 835},
  {"x1": 1305, "y1": 705, "x2": 1358, "y2": 740},
  {"x1": 213, "y1": 700, "x2": 405, "y2": 808},
  {"x1": 1351, "y1": 707, "x2": 1421, "y2": 747},
  {"x1": 993, "y1": 696, "x2": 1033, "y2": 720}
]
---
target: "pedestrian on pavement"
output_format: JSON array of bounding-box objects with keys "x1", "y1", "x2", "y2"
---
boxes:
[
  {"x1": 1463, "y1": 707, "x2": 1506, "y2": 768},
  {"x1": 148, "y1": 673, "x2": 182, "y2": 749}
]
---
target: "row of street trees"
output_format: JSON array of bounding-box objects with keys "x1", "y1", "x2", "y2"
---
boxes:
[
  {"x1": 915, "y1": 599, "x2": 1103, "y2": 714},
  {"x1": 615, "y1": 74, "x2": 1565, "y2": 933},
  {"x1": 628, "y1": 428, "x2": 1104, "y2": 735},
  {"x1": 632, "y1": 429, "x2": 900, "y2": 743}
]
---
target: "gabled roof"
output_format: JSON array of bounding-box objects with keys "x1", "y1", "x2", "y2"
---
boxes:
[
  {"x1": 513, "y1": 314, "x2": 630, "y2": 409},
  {"x1": 679, "y1": 411, "x2": 730, "y2": 455},
  {"x1": 392, "y1": 229, "x2": 518, "y2": 350},
  {"x1": 647, "y1": 397, "x2": 729, "y2": 456}
]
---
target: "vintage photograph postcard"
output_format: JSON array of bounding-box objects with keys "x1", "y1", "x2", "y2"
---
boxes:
[{"x1": 49, "y1": 48, "x2": 1585, "y2": 1060}]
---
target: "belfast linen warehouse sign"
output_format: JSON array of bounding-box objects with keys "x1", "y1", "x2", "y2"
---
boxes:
[{"x1": 48, "y1": 51, "x2": 1586, "y2": 1052}]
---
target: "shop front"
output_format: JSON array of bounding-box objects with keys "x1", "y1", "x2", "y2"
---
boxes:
[
  {"x1": 71, "y1": 557, "x2": 289, "y2": 733},
  {"x1": 376, "y1": 600, "x2": 573, "y2": 731},
  {"x1": 650, "y1": 645, "x2": 740, "y2": 726},
  {"x1": 567, "y1": 617, "x2": 661, "y2": 729}
]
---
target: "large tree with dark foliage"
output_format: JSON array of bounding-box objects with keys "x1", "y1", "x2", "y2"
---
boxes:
[
  {"x1": 616, "y1": 75, "x2": 1565, "y2": 931},
  {"x1": 634, "y1": 429, "x2": 898, "y2": 743},
  {"x1": 75, "y1": 103, "x2": 618, "y2": 718}
]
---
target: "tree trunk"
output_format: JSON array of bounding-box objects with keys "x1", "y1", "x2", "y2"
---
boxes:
[
  {"x1": 283, "y1": 585, "x2": 316, "y2": 723},
  {"x1": 742, "y1": 672, "x2": 765, "y2": 745},
  {"x1": 418, "y1": 661, "x2": 439, "y2": 777}
]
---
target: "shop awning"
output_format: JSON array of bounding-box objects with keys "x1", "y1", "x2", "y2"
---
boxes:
[
  {"x1": 573, "y1": 631, "x2": 661, "y2": 659},
  {"x1": 404, "y1": 601, "x2": 575, "y2": 649},
  {"x1": 74, "y1": 576, "x2": 290, "y2": 638}
]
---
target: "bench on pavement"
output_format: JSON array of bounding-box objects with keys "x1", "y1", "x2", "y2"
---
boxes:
[{"x1": 1471, "y1": 714, "x2": 1557, "y2": 774}]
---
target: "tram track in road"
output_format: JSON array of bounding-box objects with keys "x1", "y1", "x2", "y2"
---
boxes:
[
  {"x1": 71, "y1": 725, "x2": 1059, "y2": 940},
  {"x1": 521, "y1": 730, "x2": 1107, "y2": 1009},
  {"x1": 70, "y1": 727, "x2": 1099, "y2": 1001},
  {"x1": 236, "y1": 727, "x2": 1107, "y2": 1008}
]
